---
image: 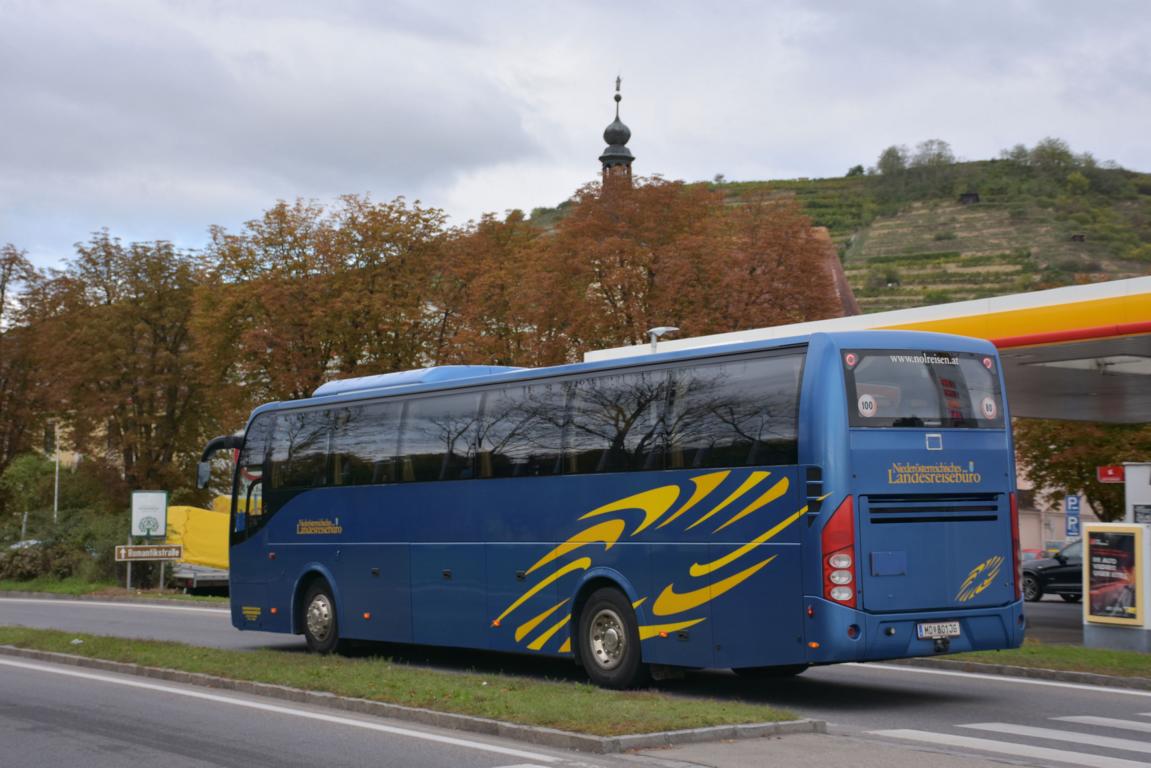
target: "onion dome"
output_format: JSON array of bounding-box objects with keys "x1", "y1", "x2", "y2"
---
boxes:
[{"x1": 600, "y1": 78, "x2": 634, "y2": 170}]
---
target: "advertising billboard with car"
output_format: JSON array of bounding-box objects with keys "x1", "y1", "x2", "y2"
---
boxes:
[{"x1": 1085, "y1": 525, "x2": 1142, "y2": 625}]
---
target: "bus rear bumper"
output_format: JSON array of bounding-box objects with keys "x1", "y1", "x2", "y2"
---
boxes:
[{"x1": 804, "y1": 597, "x2": 1025, "y2": 665}]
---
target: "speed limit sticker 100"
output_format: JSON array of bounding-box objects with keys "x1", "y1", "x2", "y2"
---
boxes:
[{"x1": 858, "y1": 393, "x2": 877, "y2": 417}]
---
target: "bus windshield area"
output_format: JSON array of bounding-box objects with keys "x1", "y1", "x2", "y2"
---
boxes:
[{"x1": 843, "y1": 349, "x2": 1004, "y2": 429}]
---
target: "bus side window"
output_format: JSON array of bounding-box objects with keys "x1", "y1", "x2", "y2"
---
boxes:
[
  {"x1": 566, "y1": 370, "x2": 670, "y2": 474},
  {"x1": 668, "y1": 354, "x2": 802, "y2": 469},
  {"x1": 266, "y1": 409, "x2": 332, "y2": 517},
  {"x1": 476, "y1": 383, "x2": 564, "y2": 478},
  {"x1": 398, "y1": 392, "x2": 481, "y2": 482},
  {"x1": 233, "y1": 414, "x2": 272, "y2": 538},
  {"x1": 329, "y1": 402, "x2": 400, "y2": 485}
]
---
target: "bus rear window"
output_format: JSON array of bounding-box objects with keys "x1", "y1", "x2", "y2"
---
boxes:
[{"x1": 843, "y1": 349, "x2": 1004, "y2": 429}]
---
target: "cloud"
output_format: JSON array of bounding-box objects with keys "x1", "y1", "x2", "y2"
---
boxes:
[{"x1": 2, "y1": 0, "x2": 1150, "y2": 266}]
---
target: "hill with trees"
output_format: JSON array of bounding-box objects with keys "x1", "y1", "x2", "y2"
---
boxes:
[{"x1": 715, "y1": 137, "x2": 1151, "y2": 312}]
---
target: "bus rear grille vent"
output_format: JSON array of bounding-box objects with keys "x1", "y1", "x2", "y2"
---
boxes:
[{"x1": 864, "y1": 493, "x2": 1000, "y2": 524}]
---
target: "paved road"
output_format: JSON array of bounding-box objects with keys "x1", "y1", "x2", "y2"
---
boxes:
[
  {"x1": 1023, "y1": 594, "x2": 1084, "y2": 644},
  {"x1": 0, "y1": 655, "x2": 608, "y2": 768},
  {"x1": 3, "y1": 596, "x2": 1146, "y2": 768}
]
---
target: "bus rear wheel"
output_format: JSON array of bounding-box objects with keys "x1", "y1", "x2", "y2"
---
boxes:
[
  {"x1": 578, "y1": 588, "x2": 650, "y2": 689},
  {"x1": 302, "y1": 580, "x2": 343, "y2": 654}
]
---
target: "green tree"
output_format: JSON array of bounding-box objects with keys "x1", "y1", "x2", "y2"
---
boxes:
[
  {"x1": 1014, "y1": 419, "x2": 1151, "y2": 522},
  {"x1": 876, "y1": 145, "x2": 909, "y2": 176},
  {"x1": 911, "y1": 139, "x2": 955, "y2": 168},
  {"x1": 1030, "y1": 137, "x2": 1075, "y2": 177},
  {"x1": 0, "y1": 453, "x2": 53, "y2": 540},
  {"x1": 1065, "y1": 171, "x2": 1090, "y2": 196},
  {"x1": 0, "y1": 245, "x2": 47, "y2": 476}
]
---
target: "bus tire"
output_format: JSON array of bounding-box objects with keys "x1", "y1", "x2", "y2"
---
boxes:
[
  {"x1": 578, "y1": 588, "x2": 649, "y2": 689},
  {"x1": 733, "y1": 664, "x2": 809, "y2": 679},
  {"x1": 302, "y1": 580, "x2": 342, "y2": 654}
]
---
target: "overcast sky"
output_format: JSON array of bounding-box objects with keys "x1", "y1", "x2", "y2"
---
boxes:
[{"x1": 3, "y1": 0, "x2": 1150, "y2": 267}]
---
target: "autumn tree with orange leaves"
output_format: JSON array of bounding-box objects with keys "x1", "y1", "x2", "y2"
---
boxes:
[
  {"x1": 195, "y1": 195, "x2": 447, "y2": 417},
  {"x1": 20, "y1": 232, "x2": 208, "y2": 491},
  {"x1": 473, "y1": 177, "x2": 842, "y2": 364},
  {"x1": 0, "y1": 179, "x2": 846, "y2": 518}
]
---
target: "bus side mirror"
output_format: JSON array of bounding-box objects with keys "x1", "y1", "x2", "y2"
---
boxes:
[{"x1": 196, "y1": 461, "x2": 212, "y2": 489}]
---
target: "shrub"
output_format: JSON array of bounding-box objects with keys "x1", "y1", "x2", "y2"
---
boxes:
[
  {"x1": 0, "y1": 541, "x2": 84, "y2": 580},
  {"x1": 1127, "y1": 244, "x2": 1151, "y2": 263},
  {"x1": 864, "y1": 267, "x2": 902, "y2": 291}
]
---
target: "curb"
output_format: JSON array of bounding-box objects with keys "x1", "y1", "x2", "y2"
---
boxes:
[
  {"x1": 0, "y1": 645, "x2": 825, "y2": 753},
  {"x1": 888, "y1": 656, "x2": 1151, "y2": 691}
]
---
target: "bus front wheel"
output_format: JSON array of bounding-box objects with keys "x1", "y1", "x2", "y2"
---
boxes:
[
  {"x1": 302, "y1": 580, "x2": 342, "y2": 654},
  {"x1": 578, "y1": 588, "x2": 650, "y2": 689}
]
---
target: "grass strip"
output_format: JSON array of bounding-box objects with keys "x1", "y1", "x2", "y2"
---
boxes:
[
  {"x1": 0, "y1": 578, "x2": 118, "y2": 595},
  {"x1": 0, "y1": 626, "x2": 795, "y2": 736},
  {"x1": 956, "y1": 638, "x2": 1151, "y2": 678},
  {"x1": 0, "y1": 579, "x2": 227, "y2": 603}
]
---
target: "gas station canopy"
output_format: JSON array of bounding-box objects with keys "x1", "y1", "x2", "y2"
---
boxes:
[{"x1": 585, "y1": 276, "x2": 1151, "y2": 424}]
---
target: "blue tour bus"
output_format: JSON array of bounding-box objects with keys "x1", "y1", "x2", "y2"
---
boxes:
[{"x1": 198, "y1": 330, "x2": 1024, "y2": 688}]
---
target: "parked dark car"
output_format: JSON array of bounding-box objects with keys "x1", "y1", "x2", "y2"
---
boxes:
[{"x1": 1022, "y1": 539, "x2": 1082, "y2": 602}]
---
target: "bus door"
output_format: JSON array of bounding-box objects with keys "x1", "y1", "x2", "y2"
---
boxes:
[
  {"x1": 228, "y1": 415, "x2": 279, "y2": 629},
  {"x1": 844, "y1": 350, "x2": 1015, "y2": 613}
]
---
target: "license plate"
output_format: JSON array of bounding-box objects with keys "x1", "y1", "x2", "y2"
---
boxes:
[{"x1": 916, "y1": 621, "x2": 961, "y2": 640}]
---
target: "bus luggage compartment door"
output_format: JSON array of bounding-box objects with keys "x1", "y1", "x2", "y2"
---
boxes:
[
  {"x1": 858, "y1": 492, "x2": 1013, "y2": 612},
  {"x1": 851, "y1": 433, "x2": 1014, "y2": 613}
]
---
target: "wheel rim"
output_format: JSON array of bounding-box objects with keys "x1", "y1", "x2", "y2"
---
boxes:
[
  {"x1": 1023, "y1": 577, "x2": 1038, "y2": 600},
  {"x1": 306, "y1": 593, "x2": 334, "y2": 642},
  {"x1": 588, "y1": 607, "x2": 627, "y2": 671}
]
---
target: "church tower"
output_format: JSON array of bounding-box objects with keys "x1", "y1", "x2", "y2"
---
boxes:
[{"x1": 599, "y1": 77, "x2": 634, "y2": 182}]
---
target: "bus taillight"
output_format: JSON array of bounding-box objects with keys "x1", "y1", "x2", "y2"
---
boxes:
[
  {"x1": 823, "y1": 495, "x2": 857, "y2": 608},
  {"x1": 1010, "y1": 492, "x2": 1021, "y2": 601}
]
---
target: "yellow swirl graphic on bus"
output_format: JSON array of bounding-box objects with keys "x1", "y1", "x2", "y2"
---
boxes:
[
  {"x1": 492, "y1": 470, "x2": 810, "y2": 654},
  {"x1": 956, "y1": 555, "x2": 1004, "y2": 603}
]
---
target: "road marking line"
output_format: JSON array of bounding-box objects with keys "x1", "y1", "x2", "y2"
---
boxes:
[
  {"x1": 1058, "y1": 715, "x2": 1151, "y2": 734},
  {"x1": 961, "y1": 721, "x2": 1151, "y2": 754},
  {"x1": 870, "y1": 729, "x2": 1150, "y2": 768},
  {"x1": 0, "y1": 658, "x2": 560, "y2": 763},
  {"x1": 848, "y1": 662, "x2": 1151, "y2": 697},
  {"x1": 0, "y1": 597, "x2": 228, "y2": 615}
]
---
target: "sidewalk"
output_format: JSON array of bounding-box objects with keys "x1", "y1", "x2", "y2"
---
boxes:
[{"x1": 630, "y1": 733, "x2": 1007, "y2": 768}]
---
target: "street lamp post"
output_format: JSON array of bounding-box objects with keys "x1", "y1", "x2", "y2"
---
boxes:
[{"x1": 53, "y1": 421, "x2": 60, "y2": 525}]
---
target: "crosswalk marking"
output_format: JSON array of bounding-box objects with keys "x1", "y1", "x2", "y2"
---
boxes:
[
  {"x1": 961, "y1": 722, "x2": 1151, "y2": 754},
  {"x1": 870, "y1": 729, "x2": 1150, "y2": 768},
  {"x1": 1058, "y1": 715, "x2": 1151, "y2": 734}
]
